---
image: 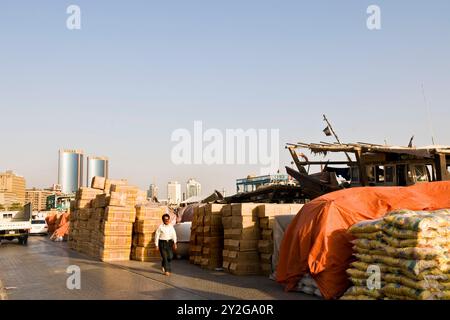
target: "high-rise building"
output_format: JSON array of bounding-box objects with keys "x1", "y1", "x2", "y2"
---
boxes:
[
  {"x1": 147, "y1": 184, "x2": 159, "y2": 199},
  {"x1": 0, "y1": 170, "x2": 26, "y2": 205},
  {"x1": 167, "y1": 181, "x2": 181, "y2": 205},
  {"x1": 186, "y1": 178, "x2": 201, "y2": 198},
  {"x1": 25, "y1": 188, "x2": 55, "y2": 211},
  {"x1": 86, "y1": 156, "x2": 109, "y2": 187},
  {"x1": 58, "y1": 149, "x2": 84, "y2": 194}
]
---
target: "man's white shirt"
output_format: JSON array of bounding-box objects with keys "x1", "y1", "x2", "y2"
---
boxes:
[{"x1": 155, "y1": 223, "x2": 177, "y2": 246}]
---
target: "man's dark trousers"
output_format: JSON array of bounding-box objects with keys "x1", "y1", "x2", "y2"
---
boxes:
[{"x1": 159, "y1": 240, "x2": 174, "y2": 272}]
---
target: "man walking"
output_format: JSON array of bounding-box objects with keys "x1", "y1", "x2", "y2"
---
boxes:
[{"x1": 155, "y1": 213, "x2": 177, "y2": 276}]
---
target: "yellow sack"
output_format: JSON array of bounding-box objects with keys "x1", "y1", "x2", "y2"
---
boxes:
[
  {"x1": 383, "y1": 245, "x2": 446, "y2": 260},
  {"x1": 384, "y1": 273, "x2": 441, "y2": 290},
  {"x1": 353, "y1": 245, "x2": 386, "y2": 256},
  {"x1": 383, "y1": 283, "x2": 435, "y2": 300},
  {"x1": 343, "y1": 286, "x2": 382, "y2": 299},
  {"x1": 382, "y1": 224, "x2": 448, "y2": 240},
  {"x1": 352, "y1": 239, "x2": 386, "y2": 250},
  {"x1": 383, "y1": 234, "x2": 448, "y2": 248},
  {"x1": 384, "y1": 210, "x2": 450, "y2": 231},
  {"x1": 349, "y1": 218, "x2": 385, "y2": 235}
]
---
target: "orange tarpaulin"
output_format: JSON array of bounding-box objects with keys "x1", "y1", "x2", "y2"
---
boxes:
[{"x1": 276, "y1": 181, "x2": 450, "y2": 300}]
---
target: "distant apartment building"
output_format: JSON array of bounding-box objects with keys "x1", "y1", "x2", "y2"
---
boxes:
[
  {"x1": 58, "y1": 149, "x2": 84, "y2": 194},
  {"x1": 147, "y1": 184, "x2": 159, "y2": 199},
  {"x1": 25, "y1": 188, "x2": 55, "y2": 211},
  {"x1": 0, "y1": 170, "x2": 26, "y2": 207},
  {"x1": 86, "y1": 156, "x2": 109, "y2": 186},
  {"x1": 167, "y1": 181, "x2": 181, "y2": 205},
  {"x1": 186, "y1": 178, "x2": 201, "y2": 198}
]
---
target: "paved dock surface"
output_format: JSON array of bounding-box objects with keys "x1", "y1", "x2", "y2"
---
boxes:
[{"x1": 0, "y1": 236, "x2": 317, "y2": 300}]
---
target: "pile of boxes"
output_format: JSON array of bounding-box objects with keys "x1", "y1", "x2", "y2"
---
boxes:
[
  {"x1": 257, "y1": 204, "x2": 303, "y2": 276},
  {"x1": 69, "y1": 177, "x2": 146, "y2": 262},
  {"x1": 222, "y1": 203, "x2": 261, "y2": 275},
  {"x1": 200, "y1": 204, "x2": 225, "y2": 270},
  {"x1": 189, "y1": 205, "x2": 204, "y2": 265},
  {"x1": 131, "y1": 205, "x2": 165, "y2": 261}
]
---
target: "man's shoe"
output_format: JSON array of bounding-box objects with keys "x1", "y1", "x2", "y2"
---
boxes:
[{"x1": 161, "y1": 267, "x2": 165, "y2": 274}]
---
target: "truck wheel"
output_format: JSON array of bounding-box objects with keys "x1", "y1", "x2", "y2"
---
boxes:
[
  {"x1": 18, "y1": 238, "x2": 23, "y2": 245},
  {"x1": 23, "y1": 237, "x2": 28, "y2": 245}
]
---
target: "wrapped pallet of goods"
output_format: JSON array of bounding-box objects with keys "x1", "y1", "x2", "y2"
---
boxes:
[
  {"x1": 131, "y1": 205, "x2": 166, "y2": 262},
  {"x1": 341, "y1": 209, "x2": 450, "y2": 300},
  {"x1": 200, "y1": 204, "x2": 225, "y2": 270},
  {"x1": 257, "y1": 204, "x2": 303, "y2": 276},
  {"x1": 222, "y1": 203, "x2": 261, "y2": 276}
]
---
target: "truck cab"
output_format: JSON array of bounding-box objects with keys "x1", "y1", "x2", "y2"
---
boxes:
[{"x1": 0, "y1": 203, "x2": 32, "y2": 245}]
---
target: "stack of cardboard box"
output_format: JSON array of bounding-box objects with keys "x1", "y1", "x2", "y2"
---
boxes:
[
  {"x1": 68, "y1": 177, "x2": 146, "y2": 262},
  {"x1": 131, "y1": 205, "x2": 165, "y2": 261},
  {"x1": 189, "y1": 205, "x2": 204, "y2": 265},
  {"x1": 200, "y1": 204, "x2": 225, "y2": 270},
  {"x1": 222, "y1": 203, "x2": 261, "y2": 275},
  {"x1": 257, "y1": 204, "x2": 303, "y2": 276}
]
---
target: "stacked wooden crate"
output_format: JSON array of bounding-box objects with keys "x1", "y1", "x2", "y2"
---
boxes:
[
  {"x1": 131, "y1": 205, "x2": 165, "y2": 261},
  {"x1": 200, "y1": 204, "x2": 225, "y2": 270},
  {"x1": 222, "y1": 203, "x2": 261, "y2": 275}
]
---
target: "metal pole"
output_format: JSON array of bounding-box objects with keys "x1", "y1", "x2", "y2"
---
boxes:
[{"x1": 323, "y1": 114, "x2": 352, "y2": 162}]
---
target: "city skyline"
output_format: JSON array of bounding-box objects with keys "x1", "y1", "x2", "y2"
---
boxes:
[{"x1": 1, "y1": 1, "x2": 450, "y2": 197}]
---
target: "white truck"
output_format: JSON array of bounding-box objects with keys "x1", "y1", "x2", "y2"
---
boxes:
[{"x1": 0, "y1": 203, "x2": 32, "y2": 245}]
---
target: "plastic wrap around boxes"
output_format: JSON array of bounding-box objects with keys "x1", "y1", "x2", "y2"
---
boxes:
[
  {"x1": 189, "y1": 202, "x2": 303, "y2": 276},
  {"x1": 68, "y1": 177, "x2": 147, "y2": 262}
]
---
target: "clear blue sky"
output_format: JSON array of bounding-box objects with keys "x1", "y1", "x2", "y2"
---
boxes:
[{"x1": 1, "y1": 1, "x2": 450, "y2": 197}]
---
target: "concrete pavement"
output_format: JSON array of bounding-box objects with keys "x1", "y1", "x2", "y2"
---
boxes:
[{"x1": 0, "y1": 236, "x2": 317, "y2": 300}]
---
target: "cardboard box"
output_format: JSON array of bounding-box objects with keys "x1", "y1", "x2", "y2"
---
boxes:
[
  {"x1": 224, "y1": 227, "x2": 260, "y2": 240},
  {"x1": 231, "y1": 203, "x2": 259, "y2": 217},
  {"x1": 94, "y1": 194, "x2": 108, "y2": 208},
  {"x1": 203, "y1": 236, "x2": 223, "y2": 248},
  {"x1": 77, "y1": 187, "x2": 104, "y2": 200},
  {"x1": 104, "y1": 179, "x2": 128, "y2": 194},
  {"x1": 231, "y1": 216, "x2": 258, "y2": 229},
  {"x1": 98, "y1": 248, "x2": 131, "y2": 262},
  {"x1": 137, "y1": 233, "x2": 156, "y2": 247},
  {"x1": 204, "y1": 214, "x2": 223, "y2": 226},
  {"x1": 203, "y1": 225, "x2": 223, "y2": 237},
  {"x1": 257, "y1": 203, "x2": 304, "y2": 218},
  {"x1": 204, "y1": 204, "x2": 225, "y2": 216},
  {"x1": 104, "y1": 206, "x2": 136, "y2": 222},
  {"x1": 134, "y1": 219, "x2": 161, "y2": 233},
  {"x1": 225, "y1": 250, "x2": 259, "y2": 263},
  {"x1": 258, "y1": 240, "x2": 274, "y2": 254},
  {"x1": 229, "y1": 262, "x2": 260, "y2": 275},
  {"x1": 108, "y1": 192, "x2": 127, "y2": 207},
  {"x1": 221, "y1": 204, "x2": 232, "y2": 217},
  {"x1": 91, "y1": 176, "x2": 106, "y2": 190},
  {"x1": 222, "y1": 216, "x2": 232, "y2": 229},
  {"x1": 76, "y1": 200, "x2": 92, "y2": 209},
  {"x1": 261, "y1": 229, "x2": 273, "y2": 240},
  {"x1": 135, "y1": 206, "x2": 165, "y2": 221},
  {"x1": 224, "y1": 239, "x2": 258, "y2": 251},
  {"x1": 260, "y1": 253, "x2": 272, "y2": 263},
  {"x1": 101, "y1": 221, "x2": 133, "y2": 236}
]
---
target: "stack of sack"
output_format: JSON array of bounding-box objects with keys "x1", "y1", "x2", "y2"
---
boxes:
[
  {"x1": 132, "y1": 205, "x2": 166, "y2": 261},
  {"x1": 341, "y1": 209, "x2": 450, "y2": 300}
]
